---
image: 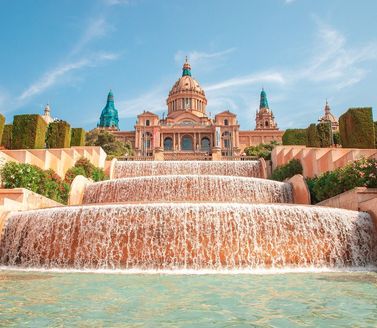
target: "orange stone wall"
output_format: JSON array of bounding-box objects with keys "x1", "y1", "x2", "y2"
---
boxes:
[{"x1": 271, "y1": 146, "x2": 377, "y2": 178}]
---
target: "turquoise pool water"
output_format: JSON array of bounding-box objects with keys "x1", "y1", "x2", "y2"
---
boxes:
[{"x1": 1, "y1": 270, "x2": 377, "y2": 327}]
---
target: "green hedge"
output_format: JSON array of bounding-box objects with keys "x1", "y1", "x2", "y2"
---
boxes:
[
  {"x1": 282, "y1": 129, "x2": 307, "y2": 145},
  {"x1": 306, "y1": 124, "x2": 320, "y2": 147},
  {"x1": 0, "y1": 113, "x2": 5, "y2": 143},
  {"x1": 1, "y1": 124, "x2": 12, "y2": 149},
  {"x1": 244, "y1": 141, "x2": 279, "y2": 160},
  {"x1": 374, "y1": 122, "x2": 377, "y2": 148},
  {"x1": 270, "y1": 159, "x2": 303, "y2": 181},
  {"x1": 339, "y1": 107, "x2": 375, "y2": 148},
  {"x1": 333, "y1": 131, "x2": 341, "y2": 146},
  {"x1": 46, "y1": 120, "x2": 71, "y2": 148},
  {"x1": 0, "y1": 161, "x2": 69, "y2": 204},
  {"x1": 70, "y1": 128, "x2": 86, "y2": 146},
  {"x1": 307, "y1": 157, "x2": 377, "y2": 204},
  {"x1": 64, "y1": 158, "x2": 107, "y2": 184},
  {"x1": 317, "y1": 122, "x2": 332, "y2": 147},
  {"x1": 12, "y1": 114, "x2": 47, "y2": 149}
]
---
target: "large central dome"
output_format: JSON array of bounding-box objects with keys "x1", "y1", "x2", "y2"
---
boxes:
[{"x1": 167, "y1": 58, "x2": 208, "y2": 118}]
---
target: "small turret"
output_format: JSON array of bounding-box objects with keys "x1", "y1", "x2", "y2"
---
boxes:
[
  {"x1": 42, "y1": 103, "x2": 54, "y2": 124},
  {"x1": 182, "y1": 56, "x2": 192, "y2": 77}
]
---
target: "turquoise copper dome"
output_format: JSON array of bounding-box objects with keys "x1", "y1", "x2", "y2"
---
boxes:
[{"x1": 98, "y1": 90, "x2": 119, "y2": 130}]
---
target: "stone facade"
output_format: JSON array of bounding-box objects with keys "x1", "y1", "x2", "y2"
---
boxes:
[{"x1": 104, "y1": 59, "x2": 284, "y2": 157}]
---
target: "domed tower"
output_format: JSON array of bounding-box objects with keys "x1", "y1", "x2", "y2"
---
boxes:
[
  {"x1": 98, "y1": 90, "x2": 119, "y2": 131},
  {"x1": 318, "y1": 100, "x2": 339, "y2": 131},
  {"x1": 42, "y1": 104, "x2": 54, "y2": 124},
  {"x1": 166, "y1": 58, "x2": 208, "y2": 119},
  {"x1": 255, "y1": 89, "x2": 278, "y2": 130}
]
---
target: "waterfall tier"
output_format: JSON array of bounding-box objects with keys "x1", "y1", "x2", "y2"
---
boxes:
[
  {"x1": 83, "y1": 175, "x2": 292, "y2": 204},
  {"x1": 113, "y1": 161, "x2": 262, "y2": 178},
  {"x1": 1, "y1": 204, "x2": 376, "y2": 270}
]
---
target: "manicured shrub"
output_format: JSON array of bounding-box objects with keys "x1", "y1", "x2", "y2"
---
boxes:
[
  {"x1": 244, "y1": 141, "x2": 279, "y2": 160},
  {"x1": 374, "y1": 122, "x2": 377, "y2": 148},
  {"x1": 0, "y1": 124, "x2": 12, "y2": 149},
  {"x1": 46, "y1": 120, "x2": 71, "y2": 148},
  {"x1": 64, "y1": 166, "x2": 87, "y2": 185},
  {"x1": 339, "y1": 108, "x2": 375, "y2": 148},
  {"x1": 306, "y1": 124, "x2": 320, "y2": 147},
  {"x1": 64, "y1": 158, "x2": 107, "y2": 184},
  {"x1": 0, "y1": 113, "x2": 5, "y2": 143},
  {"x1": 70, "y1": 128, "x2": 86, "y2": 146},
  {"x1": 307, "y1": 157, "x2": 377, "y2": 203},
  {"x1": 271, "y1": 159, "x2": 303, "y2": 181},
  {"x1": 0, "y1": 162, "x2": 69, "y2": 204},
  {"x1": 282, "y1": 129, "x2": 307, "y2": 145},
  {"x1": 316, "y1": 122, "x2": 332, "y2": 147},
  {"x1": 12, "y1": 114, "x2": 47, "y2": 149},
  {"x1": 333, "y1": 131, "x2": 341, "y2": 146}
]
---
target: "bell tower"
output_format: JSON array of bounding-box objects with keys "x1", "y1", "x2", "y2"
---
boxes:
[{"x1": 255, "y1": 89, "x2": 278, "y2": 130}]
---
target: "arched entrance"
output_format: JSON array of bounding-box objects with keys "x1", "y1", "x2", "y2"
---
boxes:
[
  {"x1": 201, "y1": 137, "x2": 210, "y2": 151},
  {"x1": 181, "y1": 135, "x2": 193, "y2": 151},
  {"x1": 164, "y1": 137, "x2": 173, "y2": 151}
]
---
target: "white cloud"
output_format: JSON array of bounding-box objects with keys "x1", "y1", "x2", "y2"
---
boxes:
[
  {"x1": 117, "y1": 87, "x2": 167, "y2": 119},
  {"x1": 174, "y1": 48, "x2": 236, "y2": 73},
  {"x1": 289, "y1": 21, "x2": 377, "y2": 89},
  {"x1": 19, "y1": 52, "x2": 119, "y2": 101},
  {"x1": 205, "y1": 71, "x2": 286, "y2": 92},
  {"x1": 71, "y1": 17, "x2": 113, "y2": 55}
]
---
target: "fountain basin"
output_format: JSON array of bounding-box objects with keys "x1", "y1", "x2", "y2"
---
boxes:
[
  {"x1": 82, "y1": 175, "x2": 292, "y2": 204},
  {"x1": 1, "y1": 203, "x2": 376, "y2": 270},
  {"x1": 113, "y1": 160, "x2": 262, "y2": 178}
]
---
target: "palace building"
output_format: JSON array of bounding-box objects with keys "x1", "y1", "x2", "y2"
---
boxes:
[
  {"x1": 98, "y1": 59, "x2": 284, "y2": 158},
  {"x1": 318, "y1": 100, "x2": 339, "y2": 131}
]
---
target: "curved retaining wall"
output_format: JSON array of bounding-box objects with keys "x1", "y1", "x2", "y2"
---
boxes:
[
  {"x1": 114, "y1": 160, "x2": 262, "y2": 178},
  {"x1": 83, "y1": 175, "x2": 293, "y2": 204}
]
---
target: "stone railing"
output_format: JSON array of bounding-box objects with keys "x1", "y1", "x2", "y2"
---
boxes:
[
  {"x1": 119, "y1": 156, "x2": 154, "y2": 161},
  {"x1": 164, "y1": 152, "x2": 212, "y2": 161},
  {"x1": 221, "y1": 155, "x2": 258, "y2": 161}
]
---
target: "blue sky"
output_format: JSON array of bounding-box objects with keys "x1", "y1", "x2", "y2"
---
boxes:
[{"x1": 1, "y1": 0, "x2": 377, "y2": 131}]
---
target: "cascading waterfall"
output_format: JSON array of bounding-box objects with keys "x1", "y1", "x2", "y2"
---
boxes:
[
  {"x1": 1, "y1": 204, "x2": 376, "y2": 269},
  {"x1": 1, "y1": 159, "x2": 377, "y2": 271},
  {"x1": 83, "y1": 175, "x2": 293, "y2": 204},
  {"x1": 113, "y1": 160, "x2": 262, "y2": 178}
]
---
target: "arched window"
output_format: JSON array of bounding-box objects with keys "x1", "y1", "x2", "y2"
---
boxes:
[
  {"x1": 143, "y1": 132, "x2": 152, "y2": 149},
  {"x1": 222, "y1": 131, "x2": 231, "y2": 149},
  {"x1": 146, "y1": 119, "x2": 150, "y2": 126},
  {"x1": 164, "y1": 137, "x2": 173, "y2": 151},
  {"x1": 201, "y1": 137, "x2": 210, "y2": 151},
  {"x1": 265, "y1": 121, "x2": 269, "y2": 127},
  {"x1": 224, "y1": 119, "x2": 229, "y2": 126},
  {"x1": 181, "y1": 135, "x2": 193, "y2": 150}
]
